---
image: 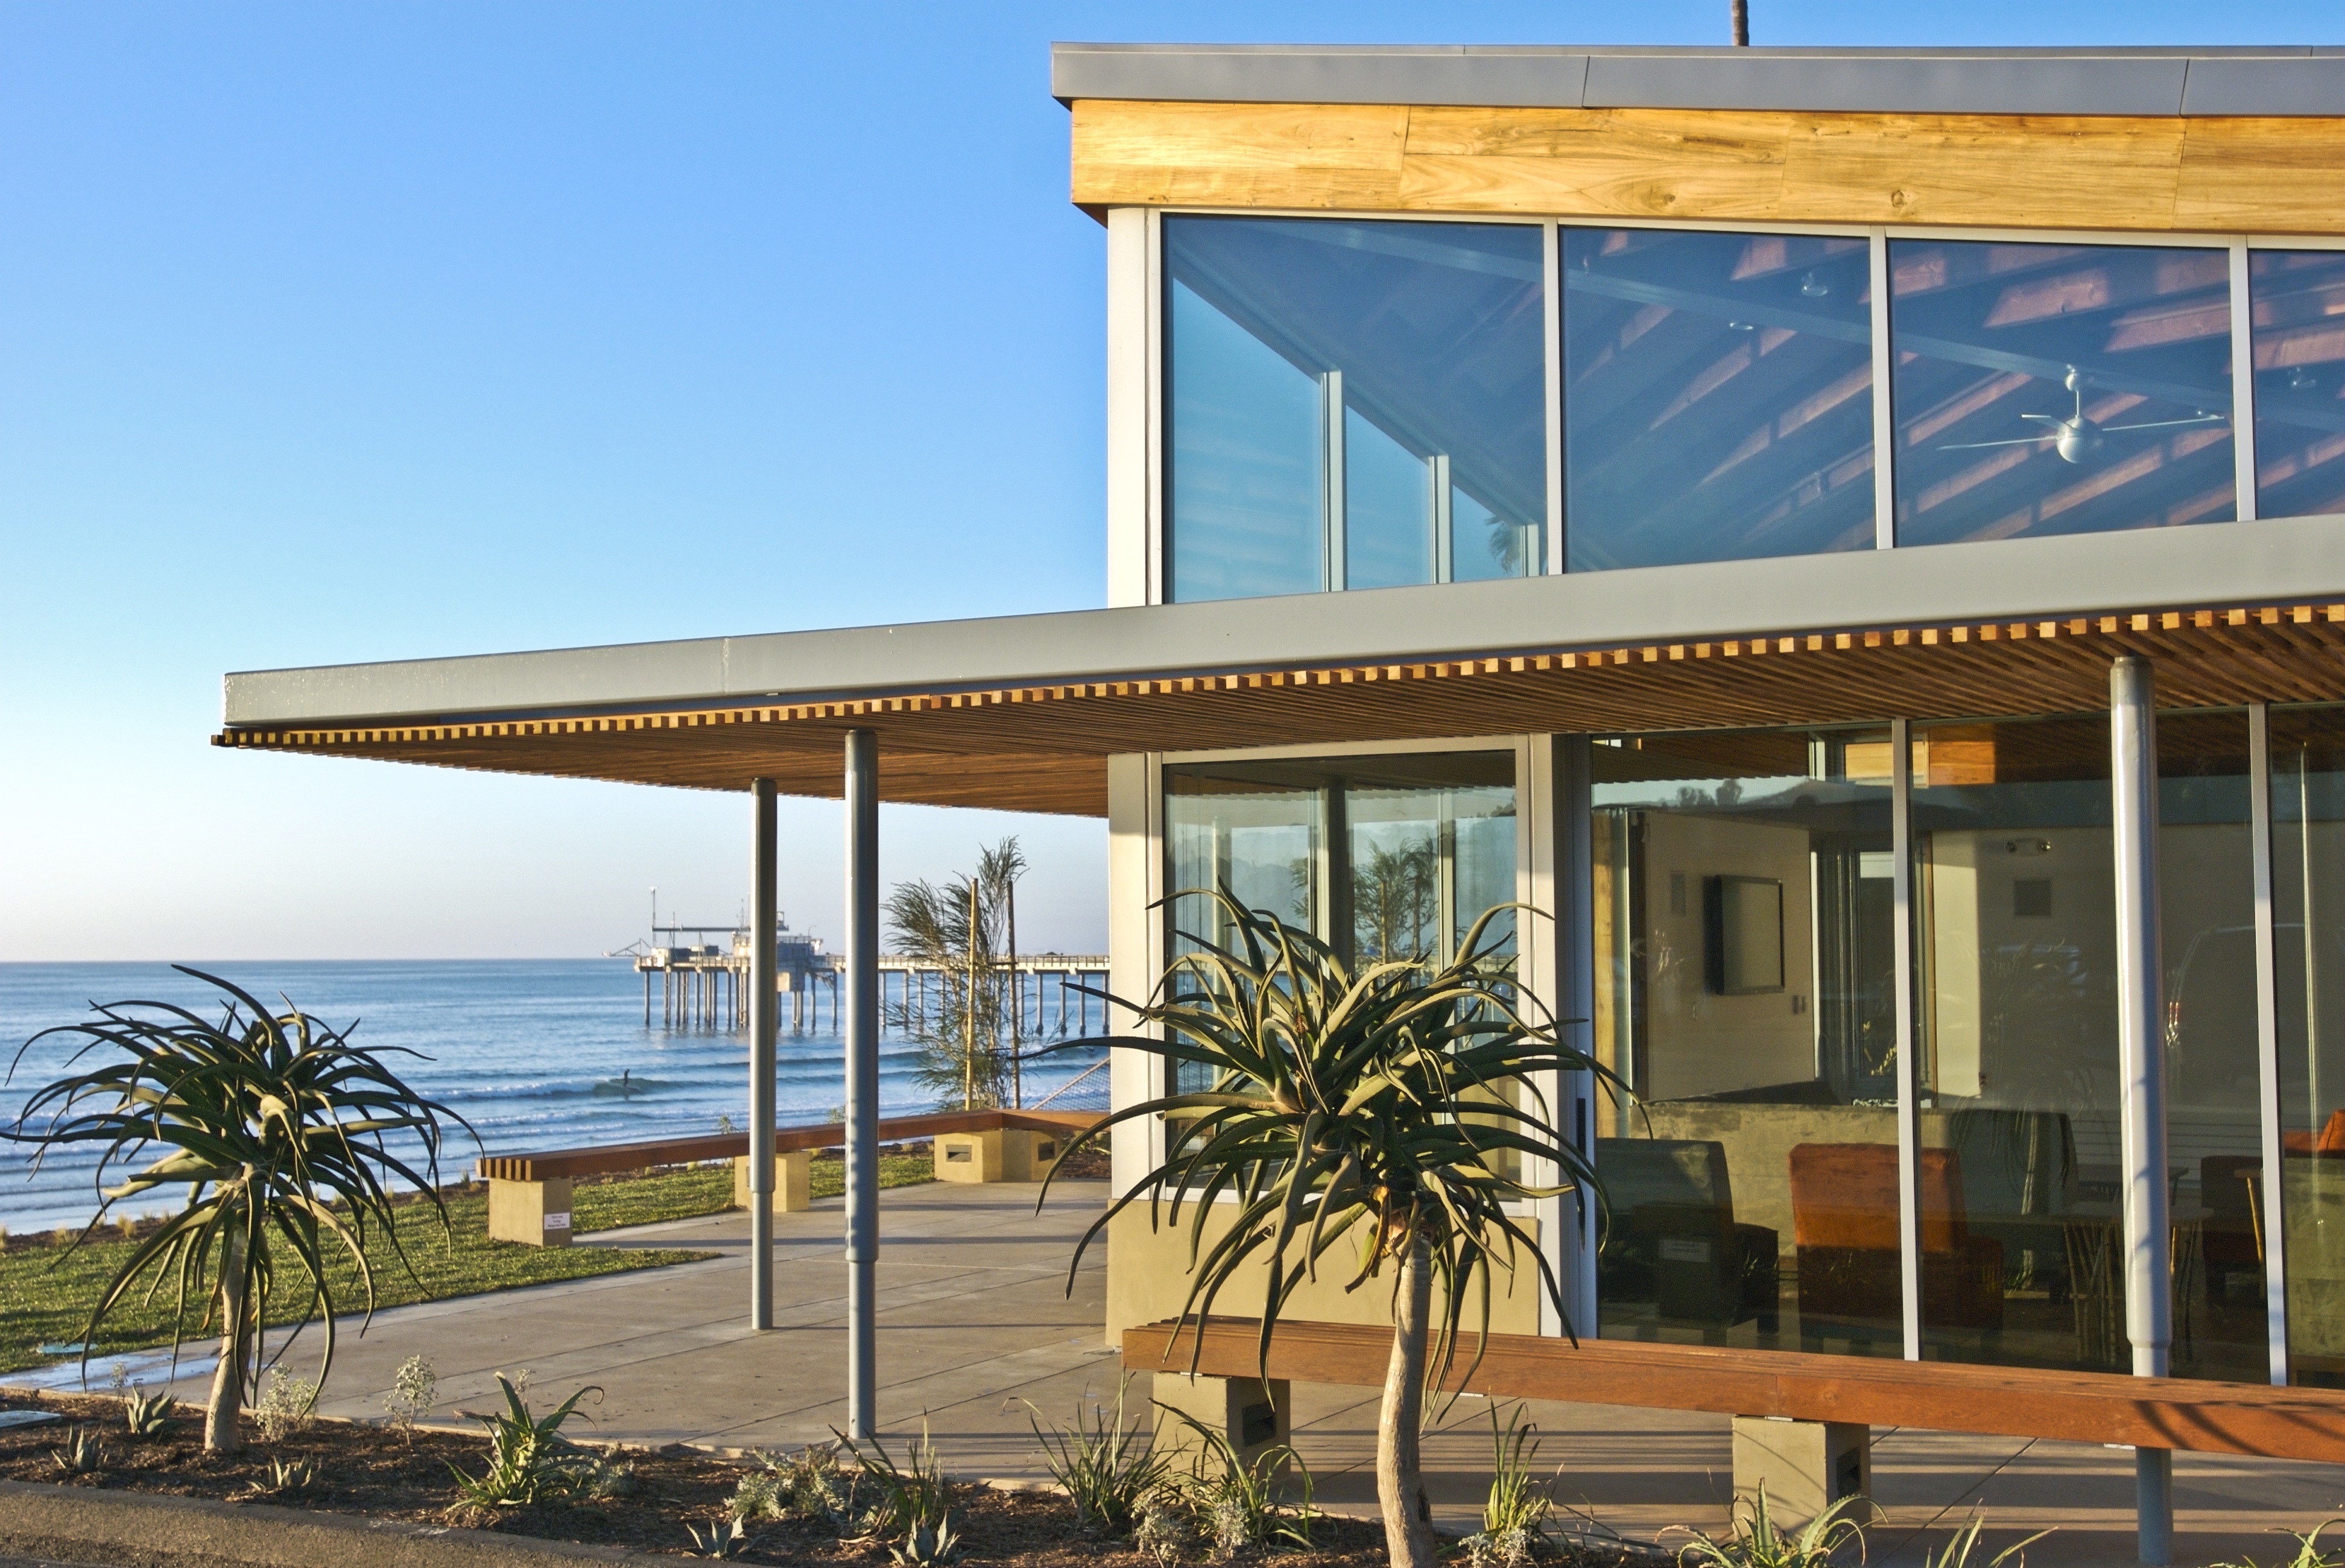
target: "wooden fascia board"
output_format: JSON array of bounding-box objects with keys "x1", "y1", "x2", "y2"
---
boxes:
[{"x1": 1070, "y1": 99, "x2": 2345, "y2": 235}]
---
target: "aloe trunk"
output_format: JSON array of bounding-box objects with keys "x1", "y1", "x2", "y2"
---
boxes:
[
  {"x1": 1378, "y1": 1230, "x2": 1435, "y2": 1568},
  {"x1": 205, "y1": 1223, "x2": 248, "y2": 1453}
]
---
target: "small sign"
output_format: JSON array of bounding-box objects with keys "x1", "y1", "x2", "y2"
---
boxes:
[
  {"x1": 544, "y1": 1211, "x2": 572, "y2": 1231},
  {"x1": 1658, "y1": 1237, "x2": 1712, "y2": 1264}
]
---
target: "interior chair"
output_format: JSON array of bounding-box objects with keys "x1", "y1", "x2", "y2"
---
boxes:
[
  {"x1": 2283, "y1": 1108, "x2": 2345, "y2": 1156},
  {"x1": 1788, "y1": 1142, "x2": 2004, "y2": 1341},
  {"x1": 2200, "y1": 1154, "x2": 2264, "y2": 1296},
  {"x1": 1596, "y1": 1137, "x2": 1779, "y2": 1332},
  {"x1": 1943, "y1": 1108, "x2": 2077, "y2": 1297}
]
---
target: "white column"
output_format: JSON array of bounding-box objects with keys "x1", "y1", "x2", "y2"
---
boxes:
[
  {"x1": 2111, "y1": 656, "x2": 2173, "y2": 1565},
  {"x1": 843, "y1": 730, "x2": 880, "y2": 1438},
  {"x1": 750, "y1": 778, "x2": 778, "y2": 1330},
  {"x1": 1892, "y1": 719, "x2": 1922, "y2": 1361}
]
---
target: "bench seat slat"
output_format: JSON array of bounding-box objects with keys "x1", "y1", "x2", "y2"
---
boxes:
[{"x1": 1123, "y1": 1317, "x2": 2345, "y2": 1464}]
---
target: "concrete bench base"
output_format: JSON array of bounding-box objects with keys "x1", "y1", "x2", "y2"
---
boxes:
[
  {"x1": 733, "y1": 1151, "x2": 812, "y2": 1212},
  {"x1": 1152, "y1": 1372, "x2": 1292, "y2": 1471},
  {"x1": 934, "y1": 1127, "x2": 1063, "y2": 1183},
  {"x1": 1731, "y1": 1415, "x2": 1870, "y2": 1528},
  {"x1": 487, "y1": 1177, "x2": 574, "y2": 1248}
]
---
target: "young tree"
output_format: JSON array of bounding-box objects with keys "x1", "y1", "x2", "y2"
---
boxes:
[
  {"x1": 6, "y1": 968, "x2": 472, "y2": 1452},
  {"x1": 885, "y1": 837, "x2": 1027, "y2": 1110},
  {"x1": 1052, "y1": 895, "x2": 1608, "y2": 1568}
]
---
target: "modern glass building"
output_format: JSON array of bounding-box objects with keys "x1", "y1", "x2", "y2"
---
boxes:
[{"x1": 217, "y1": 40, "x2": 2345, "y2": 1554}]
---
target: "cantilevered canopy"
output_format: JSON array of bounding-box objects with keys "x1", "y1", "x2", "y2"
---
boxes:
[{"x1": 217, "y1": 602, "x2": 2345, "y2": 818}]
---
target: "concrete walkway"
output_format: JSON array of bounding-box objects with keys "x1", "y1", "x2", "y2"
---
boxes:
[{"x1": 26, "y1": 1181, "x2": 2345, "y2": 1567}]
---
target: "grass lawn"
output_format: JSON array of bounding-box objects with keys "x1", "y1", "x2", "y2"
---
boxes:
[{"x1": 0, "y1": 1152, "x2": 933, "y2": 1375}]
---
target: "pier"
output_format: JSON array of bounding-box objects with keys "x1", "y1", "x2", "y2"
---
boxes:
[{"x1": 627, "y1": 922, "x2": 1107, "y2": 1040}]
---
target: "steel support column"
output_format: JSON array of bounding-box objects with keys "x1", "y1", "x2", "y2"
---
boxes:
[
  {"x1": 1559, "y1": 735, "x2": 1600, "y2": 1339},
  {"x1": 749, "y1": 778, "x2": 778, "y2": 1330},
  {"x1": 843, "y1": 730, "x2": 880, "y2": 1439},
  {"x1": 2111, "y1": 657, "x2": 2173, "y2": 1564}
]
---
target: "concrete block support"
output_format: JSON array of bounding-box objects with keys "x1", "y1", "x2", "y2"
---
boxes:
[
  {"x1": 1151, "y1": 1373, "x2": 1291, "y2": 1471},
  {"x1": 1730, "y1": 1417, "x2": 1869, "y2": 1528},
  {"x1": 487, "y1": 1177, "x2": 573, "y2": 1248},
  {"x1": 733, "y1": 1151, "x2": 812, "y2": 1212},
  {"x1": 934, "y1": 1128, "x2": 1063, "y2": 1183}
]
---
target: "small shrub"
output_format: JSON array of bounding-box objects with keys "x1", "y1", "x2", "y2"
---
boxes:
[
  {"x1": 1671, "y1": 1483, "x2": 1869, "y2": 1568},
  {"x1": 730, "y1": 1468, "x2": 784, "y2": 1523},
  {"x1": 385, "y1": 1355, "x2": 438, "y2": 1442},
  {"x1": 124, "y1": 1386, "x2": 178, "y2": 1439},
  {"x1": 1136, "y1": 1493, "x2": 1208, "y2": 1567},
  {"x1": 686, "y1": 1517, "x2": 755, "y2": 1559},
  {"x1": 254, "y1": 1369, "x2": 320, "y2": 1443},
  {"x1": 837, "y1": 1421, "x2": 957, "y2": 1561},
  {"x1": 1156, "y1": 1408, "x2": 1315, "y2": 1558},
  {"x1": 1025, "y1": 1376, "x2": 1171, "y2": 1536},
  {"x1": 259, "y1": 1456, "x2": 318, "y2": 1495},
  {"x1": 759, "y1": 1441, "x2": 882, "y2": 1531},
  {"x1": 448, "y1": 1374, "x2": 602, "y2": 1508},
  {"x1": 1460, "y1": 1403, "x2": 1554, "y2": 1567},
  {"x1": 584, "y1": 1456, "x2": 640, "y2": 1500},
  {"x1": 2211, "y1": 1520, "x2": 2344, "y2": 1568},
  {"x1": 51, "y1": 1426, "x2": 106, "y2": 1477}
]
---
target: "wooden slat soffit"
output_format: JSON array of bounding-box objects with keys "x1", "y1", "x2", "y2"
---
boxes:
[
  {"x1": 1069, "y1": 100, "x2": 2345, "y2": 235},
  {"x1": 214, "y1": 604, "x2": 2345, "y2": 817}
]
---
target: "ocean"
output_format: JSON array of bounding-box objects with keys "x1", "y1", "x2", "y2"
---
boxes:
[{"x1": 0, "y1": 959, "x2": 1108, "y2": 1236}]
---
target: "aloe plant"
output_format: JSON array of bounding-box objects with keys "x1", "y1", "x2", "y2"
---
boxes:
[
  {"x1": 1052, "y1": 893, "x2": 1607, "y2": 1568},
  {"x1": 5, "y1": 966, "x2": 473, "y2": 1452}
]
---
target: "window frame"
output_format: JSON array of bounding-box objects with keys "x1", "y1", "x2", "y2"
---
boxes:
[{"x1": 1141, "y1": 211, "x2": 2345, "y2": 601}]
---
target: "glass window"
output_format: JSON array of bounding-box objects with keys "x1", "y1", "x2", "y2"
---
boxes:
[
  {"x1": 1591, "y1": 729, "x2": 1896, "y2": 1354},
  {"x1": 1562, "y1": 228, "x2": 1876, "y2": 572},
  {"x1": 1164, "y1": 218, "x2": 1546, "y2": 602},
  {"x1": 1910, "y1": 712, "x2": 2258, "y2": 1379},
  {"x1": 2249, "y1": 251, "x2": 2345, "y2": 522},
  {"x1": 2272, "y1": 706, "x2": 2345, "y2": 1388},
  {"x1": 1890, "y1": 239, "x2": 2238, "y2": 546},
  {"x1": 1165, "y1": 752, "x2": 1517, "y2": 1092}
]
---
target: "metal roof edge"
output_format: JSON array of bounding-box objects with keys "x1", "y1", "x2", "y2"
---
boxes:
[
  {"x1": 1048, "y1": 40, "x2": 2345, "y2": 116},
  {"x1": 223, "y1": 514, "x2": 2345, "y2": 731}
]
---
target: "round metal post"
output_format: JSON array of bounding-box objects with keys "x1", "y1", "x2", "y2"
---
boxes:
[
  {"x1": 2111, "y1": 657, "x2": 2173, "y2": 1563},
  {"x1": 843, "y1": 730, "x2": 881, "y2": 1438},
  {"x1": 749, "y1": 778, "x2": 779, "y2": 1330}
]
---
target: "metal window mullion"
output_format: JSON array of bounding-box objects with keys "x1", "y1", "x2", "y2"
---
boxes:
[
  {"x1": 2231, "y1": 239, "x2": 2260, "y2": 523},
  {"x1": 1892, "y1": 716, "x2": 1922, "y2": 1360},
  {"x1": 1324, "y1": 370, "x2": 1347, "y2": 593},
  {"x1": 1432, "y1": 452, "x2": 1454, "y2": 584},
  {"x1": 1871, "y1": 229, "x2": 1897, "y2": 551},
  {"x1": 1146, "y1": 209, "x2": 1165, "y2": 605},
  {"x1": 1543, "y1": 220, "x2": 1564, "y2": 576},
  {"x1": 2250, "y1": 702, "x2": 2290, "y2": 1385}
]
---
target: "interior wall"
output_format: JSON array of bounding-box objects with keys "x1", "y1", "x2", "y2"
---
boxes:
[{"x1": 1640, "y1": 812, "x2": 1815, "y2": 1101}]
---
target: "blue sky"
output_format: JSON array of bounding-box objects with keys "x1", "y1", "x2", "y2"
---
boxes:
[{"x1": 4, "y1": 1, "x2": 2338, "y2": 961}]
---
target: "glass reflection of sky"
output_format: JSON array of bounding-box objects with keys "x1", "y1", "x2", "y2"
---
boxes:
[
  {"x1": 2250, "y1": 251, "x2": 2345, "y2": 522},
  {"x1": 1563, "y1": 227, "x2": 1876, "y2": 572},
  {"x1": 1165, "y1": 217, "x2": 1545, "y2": 603},
  {"x1": 1891, "y1": 240, "x2": 2237, "y2": 546}
]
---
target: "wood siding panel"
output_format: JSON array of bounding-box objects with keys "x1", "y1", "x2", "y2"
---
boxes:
[
  {"x1": 1773, "y1": 113, "x2": 2185, "y2": 230},
  {"x1": 2176, "y1": 117, "x2": 2345, "y2": 232},
  {"x1": 1069, "y1": 99, "x2": 2345, "y2": 236},
  {"x1": 1070, "y1": 100, "x2": 1407, "y2": 210}
]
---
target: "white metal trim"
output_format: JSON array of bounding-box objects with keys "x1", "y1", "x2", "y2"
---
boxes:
[
  {"x1": 1147, "y1": 208, "x2": 1166, "y2": 607},
  {"x1": 1543, "y1": 220, "x2": 1566, "y2": 577},
  {"x1": 1891, "y1": 718, "x2": 1923, "y2": 1360},
  {"x1": 1162, "y1": 732, "x2": 1525, "y2": 766},
  {"x1": 2232, "y1": 239, "x2": 2261, "y2": 524},
  {"x1": 2249, "y1": 703, "x2": 2291, "y2": 1385},
  {"x1": 1870, "y1": 229, "x2": 1896, "y2": 550}
]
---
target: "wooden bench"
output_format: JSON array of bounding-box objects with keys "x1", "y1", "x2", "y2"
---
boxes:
[
  {"x1": 476, "y1": 1109, "x2": 1103, "y2": 1246},
  {"x1": 1125, "y1": 1315, "x2": 2345, "y2": 1539}
]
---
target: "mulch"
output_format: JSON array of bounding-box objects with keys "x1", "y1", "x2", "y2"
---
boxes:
[{"x1": 0, "y1": 1390, "x2": 1657, "y2": 1566}]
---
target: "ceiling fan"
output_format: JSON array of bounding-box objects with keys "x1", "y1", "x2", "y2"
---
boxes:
[{"x1": 1939, "y1": 365, "x2": 2224, "y2": 465}]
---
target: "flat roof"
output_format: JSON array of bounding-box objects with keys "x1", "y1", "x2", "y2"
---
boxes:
[{"x1": 1049, "y1": 42, "x2": 2345, "y2": 118}]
